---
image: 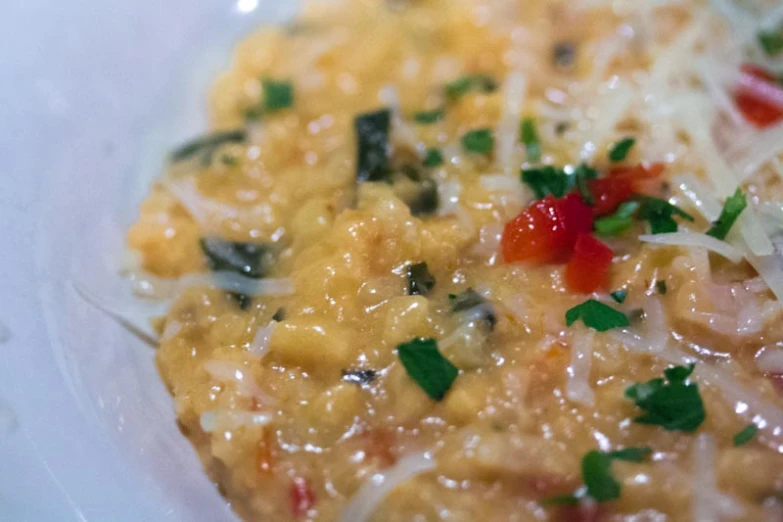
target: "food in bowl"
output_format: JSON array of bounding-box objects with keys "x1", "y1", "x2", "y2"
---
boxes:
[{"x1": 125, "y1": 0, "x2": 783, "y2": 520}]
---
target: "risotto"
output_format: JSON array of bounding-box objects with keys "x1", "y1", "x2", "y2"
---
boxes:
[{"x1": 125, "y1": 0, "x2": 783, "y2": 520}]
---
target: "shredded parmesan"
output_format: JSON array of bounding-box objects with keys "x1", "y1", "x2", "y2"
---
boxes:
[
  {"x1": 495, "y1": 72, "x2": 527, "y2": 172},
  {"x1": 567, "y1": 327, "x2": 595, "y2": 406},
  {"x1": 249, "y1": 321, "x2": 276, "y2": 359},
  {"x1": 639, "y1": 232, "x2": 745, "y2": 263}
]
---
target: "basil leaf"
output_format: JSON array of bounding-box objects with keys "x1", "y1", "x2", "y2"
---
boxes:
[
  {"x1": 355, "y1": 109, "x2": 391, "y2": 182},
  {"x1": 397, "y1": 338, "x2": 458, "y2": 400},
  {"x1": 414, "y1": 109, "x2": 444, "y2": 124},
  {"x1": 423, "y1": 148, "x2": 444, "y2": 167},
  {"x1": 245, "y1": 78, "x2": 294, "y2": 119},
  {"x1": 462, "y1": 128, "x2": 494, "y2": 155},
  {"x1": 521, "y1": 165, "x2": 573, "y2": 199},
  {"x1": 407, "y1": 179, "x2": 439, "y2": 216},
  {"x1": 606, "y1": 447, "x2": 652, "y2": 462},
  {"x1": 637, "y1": 196, "x2": 694, "y2": 234},
  {"x1": 170, "y1": 129, "x2": 247, "y2": 163},
  {"x1": 407, "y1": 262, "x2": 436, "y2": 296},
  {"x1": 574, "y1": 163, "x2": 598, "y2": 205},
  {"x1": 625, "y1": 364, "x2": 705, "y2": 432},
  {"x1": 450, "y1": 288, "x2": 496, "y2": 329},
  {"x1": 565, "y1": 299, "x2": 629, "y2": 332},
  {"x1": 341, "y1": 368, "x2": 378, "y2": 386},
  {"x1": 521, "y1": 118, "x2": 541, "y2": 163},
  {"x1": 759, "y1": 30, "x2": 783, "y2": 57},
  {"x1": 582, "y1": 450, "x2": 620, "y2": 502},
  {"x1": 733, "y1": 424, "x2": 758, "y2": 446},
  {"x1": 200, "y1": 238, "x2": 273, "y2": 278},
  {"x1": 610, "y1": 289, "x2": 628, "y2": 303},
  {"x1": 595, "y1": 201, "x2": 640, "y2": 236},
  {"x1": 609, "y1": 137, "x2": 636, "y2": 162},
  {"x1": 706, "y1": 188, "x2": 747, "y2": 240},
  {"x1": 445, "y1": 74, "x2": 498, "y2": 100}
]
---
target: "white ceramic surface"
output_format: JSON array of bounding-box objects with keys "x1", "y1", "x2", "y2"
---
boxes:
[{"x1": 0, "y1": 2, "x2": 297, "y2": 520}]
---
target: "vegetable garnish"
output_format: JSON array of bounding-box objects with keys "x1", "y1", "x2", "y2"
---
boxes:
[
  {"x1": 637, "y1": 196, "x2": 695, "y2": 234},
  {"x1": 656, "y1": 280, "x2": 667, "y2": 295},
  {"x1": 565, "y1": 299, "x2": 629, "y2": 332},
  {"x1": 272, "y1": 307, "x2": 285, "y2": 322},
  {"x1": 414, "y1": 108, "x2": 444, "y2": 124},
  {"x1": 521, "y1": 118, "x2": 541, "y2": 162},
  {"x1": 735, "y1": 64, "x2": 783, "y2": 128},
  {"x1": 461, "y1": 128, "x2": 494, "y2": 155},
  {"x1": 541, "y1": 493, "x2": 580, "y2": 506},
  {"x1": 733, "y1": 423, "x2": 758, "y2": 446},
  {"x1": 574, "y1": 164, "x2": 598, "y2": 205},
  {"x1": 445, "y1": 74, "x2": 498, "y2": 100},
  {"x1": 595, "y1": 201, "x2": 640, "y2": 236},
  {"x1": 706, "y1": 188, "x2": 747, "y2": 240},
  {"x1": 170, "y1": 129, "x2": 247, "y2": 163},
  {"x1": 407, "y1": 178, "x2": 440, "y2": 216},
  {"x1": 759, "y1": 30, "x2": 783, "y2": 57},
  {"x1": 355, "y1": 108, "x2": 391, "y2": 182},
  {"x1": 450, "y1": 288, "x2": 496, "y2": 329},
  {"x1": 521, "y1": 163, "x2": 597, "y2": 200},
  {"x1": 610, "y1": 289, "x2": 628, "y2": 304},
  {"x1": 608, "y1": 137, "x2": 636, "y2": 162},
  {"x1": 589, "y1": 177, "x2": 635, "y2": 217},
  {"x1": 200, "y1": 238, "x2": 273, "y2": 278},
  {"x1": 397, "y1": 338, "x2": 458, "y2": 400},
  {"x1": 245, "y1": 78, "x2": 294, "y2": 119},
  {"x1": 565, "y1": 234, "x2": 614, "y2": 294},
  {"x1": 423, "y1": 148, "x2": 444, "y2": 167},
  {"x1": 341, "y1": 369, "x2": 378, "y2": 386},
  {"x1": 606, "y1": 447, "x2": 652, "y2": 462},
  {"x1": 407, "y1": 262, "x2": 436, "y2": 296},
  {"x1": 625, "y1": 364, "x2": 706, "y2": 432}
]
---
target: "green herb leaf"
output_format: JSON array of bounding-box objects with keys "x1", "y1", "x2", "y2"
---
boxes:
[
  {"x1": 595, "y1": 201, "x2": 640, "y2": 236},
  {"x1": 355, "y1": 109, "x2": 391, "y2": 182},
  {"x1": 521, "y1": 166, "x2": 573, "y2": 199},
  {"x1": 759, "y1": 30, "x2": 783, "y2": 57},
  {"x1": 445, "y1": 74, "x2": 498, "y2": 100},
  {"x1": 582, "y1": 450, "x2": 620, "y2": 502},
  {"x1": 450, "y1": 288, "x2": 496, "y2": 329},
  {"x1": 397, "y1": 338, "x2": 458, "y2": 400},
  {"x1": 637, "y1": 196, "x2": 694, "y2": 234},
  {"x1": 262, "y1": 78, "x2": 294, "y2": 112},
  {"x1": 423, "y1": 148, "x2": 444, "y2": 167},
  {"x1": 414, "y1": 109, "x2": 445, "y2": 124},
  {"x1": 574, "y1": 163, "x2": 598, "y2": 205},
  {"x1": 609, "y1": 137, "x2": 636, "y2": 162},
  {"x1": 606, "y1": 447, "x2": 652, "y2": 462},
  {"x1": 610, "y1": 289, "x2": 628, "y2": 304},
  {"x1": 733, "y1": 424, "x2": 758, "y2": 446},
  {"x1": 656, "y1": 280, "x2": 667, "y2": 295},
  {"x1": 565, "y1": 299, "x2": 630, "y2": 332},
  {"x1": 407, "y1": 178, "x2": 439, "y2": 216},
  {"x1": 462, "y1": 128, "x2": 494, "y2": 155},
  {"x1": 540, "y1": 493, "x2": 580, "y2": 506},
  {"x1": 407, "y1": 262, "x2": 436, "y2": 296},
  {"x1": 521, "y1": 118, "x2": 541, "y2": 163},
  {"x1": 200, "y1": 238, "x2": 273, "y2": 279},
  {"x1": 706, "y1": 188, "x2": 747, "y2": 240},
  {"x1": 625, "y1": 364, "x2": 705, "y2": 432},
  {"x1": 170, "y1": 129, "x2": 247, "y2": 163},
  {"x1": 272, "y1": 307, "x2": 285, "y2": 322}
]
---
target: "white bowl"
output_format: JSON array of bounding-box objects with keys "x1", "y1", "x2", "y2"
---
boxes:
[{"x1": 0, "y1": 1, "x2": 298, "y2": 520}]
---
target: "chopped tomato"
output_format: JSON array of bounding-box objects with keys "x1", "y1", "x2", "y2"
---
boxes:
[
  {"x1": 607, "y1": 162, "x2": 665, "y2": 180},
  {"x1": 565, "y1": 234, "x2": 614, "y2": 294},
  {"x1": 502, "y1": 194, "x2": 592, "y2": 264},
  {"x1": 588, "y1": 177, "x2": 633, "y2": 217},
  {"x1": 290, "y1": 477, "x2": 316, "y2": 518},
  {"x1": 735, "y1": 64, "x2": 783, "y2": 128}
]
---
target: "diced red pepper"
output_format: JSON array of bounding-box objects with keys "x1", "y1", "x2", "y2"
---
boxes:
[
  {"x1": 607, "y1": 162, "x2": 665, "y2": 181},
  {"x1": 502, "y1": 194, "x2": 592, "y2": 264},
  {"x1": 565, "y1": 234, "x2": 614, "y2": 294},
  {"x1": 587, "y1": 163, "x2": 664, "y2": 217},
  {"x1": 735, "y1": 64, "x2": 783, "y2": 128},
  {"x1": 290, "y1": 477, "x2": 316, "y2": 518}
]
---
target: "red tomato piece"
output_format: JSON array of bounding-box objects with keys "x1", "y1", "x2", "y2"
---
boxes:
[
  {"x1": 588, "y1": 177, "x2": 633, "y2": 217},
  {"x1": 502, "y1": 194, "x2": 592, "y2": 264},
  {"x1": 565, "y1": 233, "x2": 614, "y2": 294},
  {"x1": 290, "y1": 477, "x2": 316, "y2": 518},
  {"x1": 735, "y1": 64, "x2": 783, "y2": 128},
  {"x1": 559, "y1": 503, "x2": 608, "y2": 522},
  {"x1": 607, "y1": 162, "x2": 665, "y2": 181}
]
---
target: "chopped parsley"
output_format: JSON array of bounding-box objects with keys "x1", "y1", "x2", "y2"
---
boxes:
[
  {"x1": 170, "y1": 129, "x2": 247, "y2": 163},
  {"x1": 625, "y1": 364, "x2": 706, "y2": 432},
  {"x1": 445, "y1": 74, "x2": 498, "y2": 100},
  {"x1": 272, "y1": 307, "x2": 285, "y2": 322},
  {"x1": 407, "y1": 262, "x2": 436, "y2": 296},
  {"x1": 450, "y1": 288, "x2": 496, "y2": 329},
  {"x1": 355, "y1": 109, "x2": 391, "y2": 182},
  {"x1": 245, "y1": 78, "x2": 294, "y2": 119},
  {"x1": 397, "y1": 338, "x2": 458, "y2": 400},
  {"x1": 606, "y1": 447, "x2": 652, "y2": 462},
  {"x1": 706, "y1": 188, "x2": 747, "y2": 240},
  {"x1": 461, "y1": 128, "x2": 494, "y2": 155},
  {"x1": 200, "y1": 238, "x2": 273, "y2": 278},
  {"x1": 610, "y1": 289, "x2": 628, "y2": 304},
  {"x1": 733, "y1": 424, "x2": 758, "y2": 446},
  {"x1": 565, "y1": 299, "x2": 630, "y2": 332},
  {"x1": 407, "y1": 178, "x2": 439, "y2": 216},
  {"x1": 423, "y1": 148, "x2": 444, "y2": 168},
  {"x1": 414, "y1": 109, "x2": 445, "y2": 124},
  {"x1": 341, "y1": 368, "x2": 378, "y2": 386},
  {"x1": 609, "y1": 137, "x2": 636, "y2": 162},
  {"x1": 595, "y1": 201, "x2": 640, "y2": 236},
  {"x1": 759, "y1": 29, "x2": 783, "y2": 57},
  {"x1": 573, "y1": 163, "x2": 598, "y2": 204},
  {"x1": 521, "y1": 163, "x2": 596, "y2": 200},
  {"x1": 541, "y1": 493, "x2": 579, "y2": 506},
  {"x1": 656, "y1": 280, "x2": 667, "y2": 295},
  {"x1": 521, "y1": 118, "x2": 541, "y2": 163},
  {"x1": 637, "y1": 196, "x2": 694, "y2": 234}
]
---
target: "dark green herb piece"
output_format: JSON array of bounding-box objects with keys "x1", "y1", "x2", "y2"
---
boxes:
[
  {"x1": 759, "y1": 30, "x2": 783, "y2": 57},
  {"x1": 170, "y1": 129, "x2": 247, "y2": 163},
  {"x1": 706, "y1": 188, "x2": 747, "y2": 240},
  {"x1": 609, "y1": 137, "x2": 636, "y2": 162},
  {"x1": 245, "y1": 78, "x2": 294, "y2": 119},
  {"x1": 733, "y1": 424, "x2": 758, "y2": 446},
  {"x1": 341, "y1": 368, "x2": 378, "y2": 386},
  {"x1": 656, "y1": 280, "x2": 667, "y2": 295},
  {"x1": 522, "y1": 166, "x2": 573, "y2": 199},
  {"x1": 414, "y1": 109, "x2": 445, "y2": 124},
  {"x1": 541, "y1": 493, "x2": 580, "y2": 506},
  {"x1": 565, "y1": 299, "x2": 630, "y2": 332},
  {"x1": 521, "y1": 118, "x2": 541, "y2": 163},
  {"x1": 606, "y1": 447, "x2": 652, "y2": 462},
  {"x1": 221, "y1": 154, "x2": 239, "y2": 166},
  {"x1": 407, "y1": 262, "x2": 436, "y2": 296},
  {"x1": 200, "y1": 238, "x2": 273, "y2": 278},
  {"x1": 272, "y1": 307, "x2": 285, "y2": 322},
  {"x1": 397, "y1": 338, "x2": 458, "y2": 400},
  {"x1": 595, "y1": 201, "x2": 640, "y2": 236},
  {"x1": 228, "y1": 292, "x2": 252, "y2": 310},
  {"x1": 582, "y1": 450, "x2": 620, "y2": 502},
  {"x1": 355, "y1": 109, "x2": 391, "y2": 182},
  {"x1": 450, "y1": 288, "x2": 496, "y2": 329},
  {"x1": 553, "y1": 41, "x2": 577, "y2": 70},
  {"x1": 637, "y1": 196, "x2": 694, "y2": 234},
  {"x1": 610, "y1": 289, "x2": 628, "y2": 304},
  {"x1": 407, "y1": 179, "x2": 439, "y2": 216},
  {"x1": 625, "y1": 364, "x2": 706, "y2": 432},
  {"x1": 574, "y1": 163, "x2": 599, "y2": 205},
  {"x1": 445, "y1": 74, "x2": 498, "y2": 100},
  {"x1": 423, "y1": 148, "x2": 444, "y2": 168},
  {"x1": 462, "y1": 128, "x2": 494, "y2": 155}
]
